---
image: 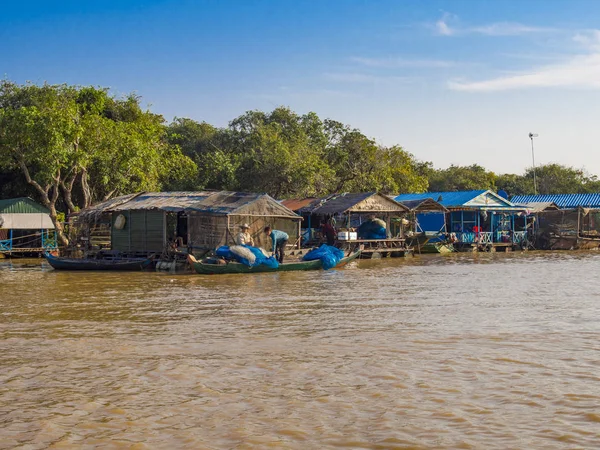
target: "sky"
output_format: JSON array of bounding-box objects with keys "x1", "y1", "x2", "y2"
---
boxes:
[{"x1": 3, "y1": 0, "x2": 600, "y2": 175}]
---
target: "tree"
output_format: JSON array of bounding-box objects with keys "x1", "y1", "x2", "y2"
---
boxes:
[
  {"x1": 427, "y1": 164, "x2": 496, "y2": 192},
  {"x1": 495, "y1": 173, "x2": 533, "y2": 197},
  {"x1": 524, "y1": 163, "x2": 600, "y2": 194},
  {"x1": 228, "y1": 107, "x2": 331, "y2": 198},
  {"x1": 166, "y1": 108, "x2": 431, "y2": 198},
  {"x1": 167, "y1": 118, "x2": 237, "y2": 190},
  {"x1": 0, "y1": 81, "x2": 195, "y2": 245}
]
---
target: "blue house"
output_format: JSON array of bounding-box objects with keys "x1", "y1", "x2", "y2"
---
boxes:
[{"x1": 395, "y1": 190, "x2": 528, "y2": 250}]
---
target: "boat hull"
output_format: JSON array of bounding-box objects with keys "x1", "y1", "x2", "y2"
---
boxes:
[
  {"x1": 419, "y1": 242, "x2": 455, "y2": 254},
  {"x1": 189, "y1": 250, "x2": 361, "y2": 275},
  {"x1": 45, "y1": 253, "x2": 155, "y2": 271}
]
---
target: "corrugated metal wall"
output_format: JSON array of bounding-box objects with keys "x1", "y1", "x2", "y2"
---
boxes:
[{"x1": 111, "y1": 210, "x2": 165, "y2": 253}]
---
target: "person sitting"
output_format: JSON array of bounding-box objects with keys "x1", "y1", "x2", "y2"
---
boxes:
[
  {"x1": 264, "y1": 226, "x2": 289, "y2": 263},
  {"x1": 235, "y1": 223, "x2": 255, "y2": 247}
]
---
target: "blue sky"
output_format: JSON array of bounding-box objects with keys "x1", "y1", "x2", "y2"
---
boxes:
[{"x1": 3, "y1": 0, "x2": 600, "y2": 175}]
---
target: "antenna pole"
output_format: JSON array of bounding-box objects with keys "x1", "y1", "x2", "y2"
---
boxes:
[{"x1": 529, "y1": 133, "x2": 538, "y2": 195}]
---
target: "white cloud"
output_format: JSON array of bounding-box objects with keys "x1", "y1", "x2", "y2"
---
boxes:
[
  {"x1": 435, "y1": 14, "x2": 455, "y2": 36},
  {"x1": 350, "y1": 56, "x2": 454, "y2": 68},
  {"x1": 323, "y1": 72, "x2": 413, "y2": 84},
  {"x1": 434, "y1": 13, "x2": 557, "y2": 37},
  {"x1": 449, "y1": 30, "x2": 600, "y2": 91},
  {"x1": 449, "y1": 53, "x2": 600, "y2": 92}
]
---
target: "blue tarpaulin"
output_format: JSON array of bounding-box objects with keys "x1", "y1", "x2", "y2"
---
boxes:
[
  {"x1": 215, "y1": 245, "x2": 279, "y2": 268},
  {"x1": 303, "y1": 244, "x2": 345, "y2": 270}
]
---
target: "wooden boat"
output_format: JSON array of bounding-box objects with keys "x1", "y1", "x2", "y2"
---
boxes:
[
  {"x1": 420, "y1": 242, "x2": 455, "y2": 254},
  {"x1": 188, "y1": 249, "x2": 361, "y2": 275},
  {"x1": 45, "y1": 252, "x2": 155, "y2": 271}
]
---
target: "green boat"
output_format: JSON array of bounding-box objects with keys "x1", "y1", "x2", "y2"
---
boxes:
[{"x1": 188, "y1": 249, "x2": 361, "y2": 275}]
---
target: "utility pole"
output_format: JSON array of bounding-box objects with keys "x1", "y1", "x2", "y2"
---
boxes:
[{"x1": 529, "y1": 133, "x2": 538, "y2": 195}]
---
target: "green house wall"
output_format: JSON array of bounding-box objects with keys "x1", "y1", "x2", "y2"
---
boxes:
[{"x1": 111, "y1": 210, "x2": 165, "y2": 253}]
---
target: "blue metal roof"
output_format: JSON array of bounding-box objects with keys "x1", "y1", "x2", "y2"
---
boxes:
[
  {"x1": 511, "y1": 193, "x2": 600, "y2": 209},
  {"x1": 395, "y1": 190, "x2": 488, "y2": 208}
]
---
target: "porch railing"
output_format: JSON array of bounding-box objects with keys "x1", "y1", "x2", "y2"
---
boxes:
[
  {"x1": 0, "y1": 239, "x2": 11, "y2": 252},
  {"x1": 456, "y1": 232, "x2": 492, "y2": 243},
  {"x1": 512, "y1": 231, "x2": 527, "y2": 244},
  {"x1": 456, "y1": 231, "x2": 526, "y2": 245},
  {"x1": 41, "y1": 230, "x2": 58, "y2": 250}
]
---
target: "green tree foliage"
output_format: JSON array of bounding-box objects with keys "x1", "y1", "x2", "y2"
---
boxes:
[
  {"x1": 0, "y1": 81, "x2": 195, "y2": 244},
  {"x1": 168, "y1": 107, "x2": 429, "y2": 197},
  {"x1": 495, "y1": 173, "x2": 533, "y2": 196},
  {"x1": 526, "y1": 164, "x2": 600, "y2": 195},
  {"x1": 427, "y1": 164, "x2": 496, "y2": 192},
  {"x1": 496, "y1": 164, "x2": 600, "y2": 196}
]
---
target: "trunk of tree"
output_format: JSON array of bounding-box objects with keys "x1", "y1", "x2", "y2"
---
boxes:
[
  {"x1": 60, "y1": 168, "x2": 79, "y2": 216},
  {"x1": 18, "y1": 159, "x2": 70, "y2": 247},
  {"x1": 81, "y1": 168, "x2": 93, "y2": 209}
]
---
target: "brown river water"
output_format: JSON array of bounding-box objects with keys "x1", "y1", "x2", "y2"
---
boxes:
[{"x1": 1, "y1": 252, "x2": 600, "y2": 449}]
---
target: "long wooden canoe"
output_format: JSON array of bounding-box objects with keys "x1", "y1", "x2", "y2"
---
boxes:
[
  {"x1": 188, "y1": 249, "x2": 361, "y2": 275},
  {"x1": 45, "y1": 253, "x2": 155, "y2": 271}
]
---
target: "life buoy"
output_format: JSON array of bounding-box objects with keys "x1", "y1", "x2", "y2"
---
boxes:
[{"x1": 114, "y1": 214, "x2": 126, "y2": 230}]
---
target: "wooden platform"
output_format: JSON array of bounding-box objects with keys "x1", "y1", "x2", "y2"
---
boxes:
[
  {"x1": 338, "y1": 238, "x2": 413, "y2": 258},
  {"x1": 0, "y1": 247, "x2": 47, "y2": 253}
]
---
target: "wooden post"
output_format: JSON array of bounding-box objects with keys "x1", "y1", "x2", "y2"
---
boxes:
[
  {"x1": 226, "y1": 215, "x2": 230, "y2": 245},
  {"x1": 297, "y1": 220, "x2": 301, "y2": 249}
]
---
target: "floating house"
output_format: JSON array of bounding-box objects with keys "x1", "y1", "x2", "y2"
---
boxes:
[
  {"x1": 512, "y1": 194, "x2": 600, "y2": 250},
  {"x1": 74, "y1": 192, "x2": 212, "y2": 255},
  {"x1": 282, "y1": 192, "x2": 411, "y2": 257},
  {"x1": 0, "y1": 197, "x2": 57, "y2": 256},
  {"x1": 395, "y1": 190, "x2": 528, "y2": 251},
  {"x1": 185, "y1": 191, "x2": 301, "y2": 250},
  {"x1": 74, "y1": 191, "x2": 301, "y2": 256}
]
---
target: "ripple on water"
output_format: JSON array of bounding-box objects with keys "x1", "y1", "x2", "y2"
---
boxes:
[{"x1": 1, "y1": 252, "x2": 600, "y2": 449}]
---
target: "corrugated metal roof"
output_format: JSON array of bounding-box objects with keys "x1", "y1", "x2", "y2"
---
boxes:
[
  {"x1": 395, "y1": 190, "x2": 487, "y2": 207},
  {"x1": 297, "y1": 192, "x2": 408, "y2": 215},
  {"x1": 511, "y1": 194, "x2": 600, "y2": 209},
  {"x1": 280, "y1": 198, "x2": 319, "y2": 212},
  {"x1": 395, "y1": 190, "x2": 523, "y2": 210},
  {"x1": 76, "y1": 193, "x2": 141, "y2": 221},
  {"x1": 187, "y1": 191, "x2": 300, "y2": 218},
  {"x1": 110, "y1": 191, "x2": 215, "y2": 212},
  {"x1": 0, "y1": 197, "x2": 50, "y2": 214},
  {"x1": 398, "y1": 198, "x2": 448, "y2": 212},
  {"x1": 518, "y1": 201, "x2": 560, "y2": 213}
]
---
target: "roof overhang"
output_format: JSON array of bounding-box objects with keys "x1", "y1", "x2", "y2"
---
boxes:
[{"x1": 0, "y1": 213, "x2": 55, "y2": 229}]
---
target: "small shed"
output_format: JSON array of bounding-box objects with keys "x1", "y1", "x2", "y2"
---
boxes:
[
  {"x1": 186, "y1": 191, "x2": 302, "y2": 250},
  {"x1": 397, "y1": 198, "x2": 448, "y2": 234},
  {"x1": 0, "y1": 197, "x2": 57, "y2": 255}
]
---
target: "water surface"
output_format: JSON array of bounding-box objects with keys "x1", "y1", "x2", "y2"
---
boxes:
[{"x1": 1, "y1": 252, "x2": 599, "y2": 449}]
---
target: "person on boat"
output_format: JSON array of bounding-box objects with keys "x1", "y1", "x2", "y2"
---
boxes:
[
  {"x1": 235, "y1": 223, "x2": 255, "y2": 247},
  {"x1": 264, "y1": 226, "x2": 288, "y2": 263},
  {"x1": 321, "y1": 219, "x2": 336, "y2": 246}
]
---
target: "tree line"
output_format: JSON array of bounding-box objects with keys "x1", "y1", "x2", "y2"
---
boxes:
[{"x1": 1, "y1": 81, "x2": 599, "y2": 244}]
